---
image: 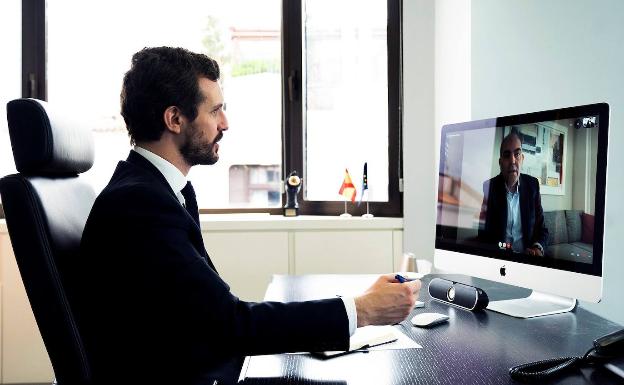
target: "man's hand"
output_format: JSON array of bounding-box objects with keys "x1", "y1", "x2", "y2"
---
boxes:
[
  {"x1": 525, "y1": 246, "x2": 543, "y2": 256},
  {"x1": 354, "y1": 274, "x2": 421, "y2": 327}
]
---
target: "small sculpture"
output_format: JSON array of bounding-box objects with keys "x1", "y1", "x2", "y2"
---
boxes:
[{"x1": 284, "y1": 171, "x2": 302, "y2": 217}]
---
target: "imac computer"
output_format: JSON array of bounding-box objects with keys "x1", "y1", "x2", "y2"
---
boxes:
[{"x1": 434, "y1": 103, "x2": 609, "y2": 318}]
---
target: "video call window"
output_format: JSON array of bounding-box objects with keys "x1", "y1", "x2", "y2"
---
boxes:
[{"x1": 437, "y1": 116, "x2": 600, "y2": 265}]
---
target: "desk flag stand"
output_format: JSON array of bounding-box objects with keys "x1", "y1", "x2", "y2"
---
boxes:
[{"x1": 338, "y1": 168, "x2": 356, "y2": 217}]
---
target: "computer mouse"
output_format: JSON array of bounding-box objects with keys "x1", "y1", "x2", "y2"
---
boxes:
[{"x1": 411, "y1": 312, "x2": 449, "y2": 328}]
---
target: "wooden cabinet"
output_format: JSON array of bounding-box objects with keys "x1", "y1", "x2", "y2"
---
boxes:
[
  {"x1": 0, "y1": 216, "x2": 403, "y2": 383},
  {"x1": 0, "y1": 224, "x2": 54, "y2": 383},
  {"x1": 293, "y1": 231, "x2": 394, "y2": 274},
  {"x1": 202, "y1": 215, "x2": 404, "y2": 301},
  {"x1": 202, "y1": 231, "x2": 290, "y2": 302}
]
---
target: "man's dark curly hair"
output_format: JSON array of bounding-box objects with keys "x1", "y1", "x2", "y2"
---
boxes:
[{"x1": 120, "y1": 46, "x2": 220, "y2": 144}]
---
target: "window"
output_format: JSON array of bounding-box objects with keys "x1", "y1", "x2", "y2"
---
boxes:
[
  {"x1": 283, "y1": 0, "x2": 402, "y2": 216},
  {"x1": 7, "y1": 0, "x2": 402, "y2": 216},
  {"x1": 46, "y1": 0, "x2": 282, "y2": 209},
  {"x1": 304, "y1": 0, "x2": 389, "y2": 202}
]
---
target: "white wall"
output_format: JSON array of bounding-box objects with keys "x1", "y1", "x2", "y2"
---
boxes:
[
  {"x1": 471, "y1": 0, "x2": 624, "y2": 324},
  {"x1": 402, "y1": 0, "x2": 436, "y2": 260},
  {"x1": 434, "y1": 0, "x2": 472, "y2": 134},
  {"x1": 403, "y1": 0, "x2": 471, "y2": 261},
  {"x1": 404, "y1": 0, "x2": 624, "y2": 324}
]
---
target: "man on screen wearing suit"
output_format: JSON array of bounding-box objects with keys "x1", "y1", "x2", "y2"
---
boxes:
[
  {"x1": 76, "y1": 47, "x2": 421, "y2": 385},
  {"x1": 479, "y1": 131, "x2": 549, "y2": 256}
]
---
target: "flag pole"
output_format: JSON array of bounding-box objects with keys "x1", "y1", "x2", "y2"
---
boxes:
[
  {"x1": 362, "y1": 200, "x2": 373, "y2": 218},
  {"x1": 340, "y1": 200, "x2": 351, "y2": 217},
  {"x1": 362, "y1": 199, "x2": 373, "y2": 218}
]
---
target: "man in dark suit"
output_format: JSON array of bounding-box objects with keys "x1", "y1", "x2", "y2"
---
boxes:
[
  {"x1": 76, "y1": 47, "x2": 421, "y2": 385},
  {"x1": 479, "y1": 131, "x2": 548, "y2": 256}
]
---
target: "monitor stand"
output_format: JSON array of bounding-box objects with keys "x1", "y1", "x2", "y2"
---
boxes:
[{"x1": 486, "y1": 290, "x2": 577, "y2": 318}]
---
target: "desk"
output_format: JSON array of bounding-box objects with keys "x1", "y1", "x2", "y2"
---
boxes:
[{"x1": 238, "y1": 274, "x2": 623, "y2": 385}]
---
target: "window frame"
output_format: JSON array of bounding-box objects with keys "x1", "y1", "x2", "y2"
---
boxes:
[
  {"x1": 22, "y1": 0, "x2": 46, "y2": 100},
  {"x1": 12, "y1": 0, "x2": 403, "y2": 217}
]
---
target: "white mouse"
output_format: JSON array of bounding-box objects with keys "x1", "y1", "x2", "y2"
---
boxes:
[{"x1": 411, "y1": 312, "x2": 449, "y2": 328}]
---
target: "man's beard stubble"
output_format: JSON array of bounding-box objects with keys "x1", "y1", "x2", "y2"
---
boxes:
[
  {"x1": 180, "y1": 122, "x2": 223, "y2": 166},
  {"x1": 504, "y1": 167, "x2": 519, "y2": 187}
]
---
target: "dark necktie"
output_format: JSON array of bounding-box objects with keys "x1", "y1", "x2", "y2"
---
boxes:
[
  {"x1": 180, "y1": 182, "x2": 217, "y2": 272},
  {"x1": 181, "y1": 181, "x2": 200, "y2": 226}
]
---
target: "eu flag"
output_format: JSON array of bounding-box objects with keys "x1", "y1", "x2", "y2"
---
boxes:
[{"x1": 359, "y1": 162, "x2": 368, "y2": 204}]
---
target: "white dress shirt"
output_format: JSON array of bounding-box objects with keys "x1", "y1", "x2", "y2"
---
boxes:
[
  {"x1": 132, "y1": 146, "x2": 358, "y2": 336},
  {"x1": 505, "y1": 182, "x2": 524, "y2": 253},
  {"x1": 133, "y1": 147, "x2": 187, "y2": 206}
]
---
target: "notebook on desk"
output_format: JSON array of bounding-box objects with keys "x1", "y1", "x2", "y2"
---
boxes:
[{"x1": 313, "y1": 325, "x2": 421, "y2": 358}]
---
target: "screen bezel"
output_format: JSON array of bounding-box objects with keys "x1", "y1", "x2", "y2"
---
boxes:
[{"x1": 435, "y1": 103, "x2": 609, "y2": 277}]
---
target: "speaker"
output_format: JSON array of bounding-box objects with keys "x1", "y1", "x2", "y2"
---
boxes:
[{"x1": 428, "y1": 278, "x2": 489, "y2": 311}]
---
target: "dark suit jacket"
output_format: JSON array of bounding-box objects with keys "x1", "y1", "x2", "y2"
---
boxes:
[
  {"x1": 75, "y1": 151, "x2": 349, "y2": 384},
  {"x1": 479, "y1": 173, "x2": 548, "y2": 250}
]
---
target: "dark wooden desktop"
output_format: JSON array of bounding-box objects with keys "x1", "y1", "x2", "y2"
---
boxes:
[{"x1": 238, "y1": 274, "x2": 623, "y2": 385}]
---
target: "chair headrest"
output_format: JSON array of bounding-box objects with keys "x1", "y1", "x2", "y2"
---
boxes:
[{"x1": 6, "y1": 98, "x2": 94, "y2": 175}]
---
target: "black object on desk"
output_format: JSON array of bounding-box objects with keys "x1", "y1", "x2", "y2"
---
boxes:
[
  {"x1": 428, "y1": 277, "x2": 489, "y2": 311},
  {"x1": 510, "y1": 328, "x2": 624, "y2": 382},
  {"x1": 238, "y1": 274, "x2": 623, "y2": 385}
]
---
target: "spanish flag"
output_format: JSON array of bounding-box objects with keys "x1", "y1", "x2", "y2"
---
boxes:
[{"x1": 339, "y1": 168, "x2": 357, "y2": 202}]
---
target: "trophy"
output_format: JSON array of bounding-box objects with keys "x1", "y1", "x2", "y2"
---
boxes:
[{"x1": 284, "y1": 171, "x2": 302, "y2": 217}]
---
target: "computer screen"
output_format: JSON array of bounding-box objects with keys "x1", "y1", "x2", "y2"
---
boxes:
[{"x1": 434, "y1": 103, "x2": 609, "y2": 318}]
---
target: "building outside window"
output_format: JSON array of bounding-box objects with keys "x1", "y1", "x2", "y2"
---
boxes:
[{"x1": 229, "y1": 165, "x2": 281, "y2": 206}]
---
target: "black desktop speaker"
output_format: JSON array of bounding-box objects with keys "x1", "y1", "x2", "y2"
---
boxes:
[{"x1": 428, "y1": 278, "x2": 489, "y2": 311}]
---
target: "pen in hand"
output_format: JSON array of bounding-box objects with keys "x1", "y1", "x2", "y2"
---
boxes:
[
  {"x1": 395, "y1": 274, "x2": 413, "y2": 283},
  {"x1": 395, "y1": 274, "x2": 425, "y2": 311}
]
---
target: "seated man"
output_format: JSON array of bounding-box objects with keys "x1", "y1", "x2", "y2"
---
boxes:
[
  {"x1": 75, "y1": 47, "x2": 421, "y2": 385},
  {"x1": 479, "y1": 131, "x2": 548, "y2": 256}
]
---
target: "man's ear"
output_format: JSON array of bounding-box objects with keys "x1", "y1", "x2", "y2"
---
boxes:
[{"x1": 163, "y1": 106, "x2": 184, "y2": 134}]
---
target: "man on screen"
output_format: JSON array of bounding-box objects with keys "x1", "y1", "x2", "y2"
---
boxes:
[
  {"x1": 76, "y1": 47, "x2": 421, "y2": 385},
  {"x1": 479, "y1": 131, "x2": 548, "y2": 256}
]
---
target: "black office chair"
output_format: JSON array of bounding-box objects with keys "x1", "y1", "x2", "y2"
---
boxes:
[{"x1": 0, "y1": 98, "x2": 96, "y2": 385}]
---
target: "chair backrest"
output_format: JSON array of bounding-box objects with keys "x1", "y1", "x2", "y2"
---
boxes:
[{"x1": 0, "y1": 98, "x2": 96, "y2": 385}]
